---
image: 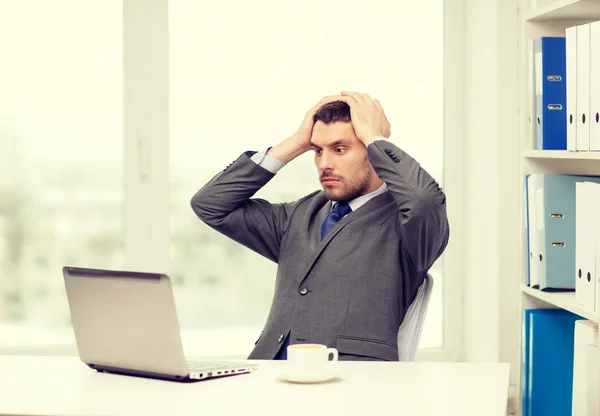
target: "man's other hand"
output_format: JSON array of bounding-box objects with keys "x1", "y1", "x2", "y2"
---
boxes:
[{"x1": 339, "y1": 91, "x2": 392, "y2": 146}]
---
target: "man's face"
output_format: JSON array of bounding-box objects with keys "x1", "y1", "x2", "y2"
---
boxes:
[{"x1": 310, "y1": 121, "x2": 378, "y2": 202}]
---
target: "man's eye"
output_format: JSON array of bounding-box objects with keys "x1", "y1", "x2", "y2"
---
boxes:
[
  {"x1": 335, "y1": 148, "x2": 345, "y2": 153},
  {"x1": 313, "y1": 149, "x2": 322, "y2": 155}
]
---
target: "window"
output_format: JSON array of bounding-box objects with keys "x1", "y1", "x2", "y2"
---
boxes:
[
  {"x1": 169, "y1": 0, "x2": 444, "y2": 350},
  {"x1": 0, "y1": 1, "x2": 122, "y2": 342},
  {"x1": 0, "y1": 0, "x2": 454, "y2": 358}
]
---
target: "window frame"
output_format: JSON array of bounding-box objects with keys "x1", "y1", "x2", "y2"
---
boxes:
[{"x1": 415, "y1": 0, "x2": 465, "y2": 362}]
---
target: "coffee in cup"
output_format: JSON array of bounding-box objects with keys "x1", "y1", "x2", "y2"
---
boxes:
[{"x1": 286, "y1": 343, "x2": 338, "y2": 375}]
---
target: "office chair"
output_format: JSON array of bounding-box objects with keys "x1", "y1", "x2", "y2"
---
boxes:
[{"x1": 397, "y1": 273, "x2": 434, "y2": 361}]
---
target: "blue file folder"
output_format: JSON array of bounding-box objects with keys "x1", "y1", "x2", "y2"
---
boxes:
[
  {"x1": 534, "y1": 37, "x2": 567, "y2": 150},
  {"x1": 521, "y1": 309, "x2": 533, "y2": 414},
  {"x1": 527, "y1": 174, "x2": 600, "y2": 290},
  {"x1": 522, "y1": 308, "x2": 580, "y2": 416}
]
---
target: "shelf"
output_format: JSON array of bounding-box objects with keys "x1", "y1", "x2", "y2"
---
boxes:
[
  {"x1": 523, "y1": 149, "x2": 600, "y2": 160},
  {"x1": 526, "y1": 0, "x2": 600, "y2": 21},
  {"x1": 521, "y1": 284, "x2": 600, "y2": 322}
]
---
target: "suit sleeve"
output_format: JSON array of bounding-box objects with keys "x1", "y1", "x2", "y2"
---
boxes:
[
  {"x1": 367, "y1": 140, "x2": 450, "y2": 272},
  {"x1": 190, "y1": 151, "x2": 302, "y2": 263}
]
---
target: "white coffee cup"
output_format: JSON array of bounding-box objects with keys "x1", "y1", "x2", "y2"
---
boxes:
[{"x1": 286, "y1": 343, "x2": 338, "y2": 375}]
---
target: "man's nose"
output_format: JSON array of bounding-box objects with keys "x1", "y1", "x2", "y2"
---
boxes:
[{"x1": 319, "y1": 151, "x2": 333, "y2": 170}]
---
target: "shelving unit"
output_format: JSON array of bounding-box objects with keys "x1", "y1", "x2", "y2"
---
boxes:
[
  {"x1": 523, "y1": 149, "x2": 600, "y2": 159},
  {"x1": 521, "y1": 284, "x2": 600, "y2": 322},
  {"x1": 525, "y1": 0, "x2": 600, "y2": 21},
  {"x1": 517, "y1": 0, "x2": 600, "y2": 414}
]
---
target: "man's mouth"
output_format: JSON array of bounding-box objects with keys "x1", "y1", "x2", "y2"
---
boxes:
[{"x1": 321, "y1": 177, "x2": 340, "y2": 183}]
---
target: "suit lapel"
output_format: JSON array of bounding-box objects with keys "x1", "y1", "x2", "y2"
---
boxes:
[{"x1": 300, "y1": 192, "x2": 393, "y2": 286}]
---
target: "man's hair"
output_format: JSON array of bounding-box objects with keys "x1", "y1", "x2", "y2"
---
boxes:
[{"x1": 313, "y1": 101, "x2": 351, "y2": 124}]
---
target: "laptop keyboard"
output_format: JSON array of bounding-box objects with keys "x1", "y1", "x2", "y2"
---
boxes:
[{"x1": 186, "y1": 361, "x2": 233, "y2": 372}]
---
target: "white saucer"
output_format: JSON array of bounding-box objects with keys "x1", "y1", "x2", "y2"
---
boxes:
[{"x1": 277, "y1": 366, "x2": 338, "y2": 384}]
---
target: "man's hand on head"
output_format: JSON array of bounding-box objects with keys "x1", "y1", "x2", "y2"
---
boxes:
[
  {"x1": 266, "y1": 95, "x2": 345, "y2": 164},
  {"x1": 292, "y1": 94, "x2": 347, "y2": 152},
  {"x1": 338, "y1": 91, "x2": 392, "y2": 146}
]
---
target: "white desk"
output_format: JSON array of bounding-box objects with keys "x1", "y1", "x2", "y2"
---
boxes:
[{"x1": 0, "y1": 355, "x2": 510, "y2": 416}]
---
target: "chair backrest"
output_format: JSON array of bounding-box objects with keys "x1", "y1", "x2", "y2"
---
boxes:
[{"x1": 397, "y1": 273, "x2": 434, "y2": 361}]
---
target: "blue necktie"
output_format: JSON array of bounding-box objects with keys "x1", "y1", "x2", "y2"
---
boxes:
[{"x1": 321, "y1": 202, "x2": 352, "y2": 240}]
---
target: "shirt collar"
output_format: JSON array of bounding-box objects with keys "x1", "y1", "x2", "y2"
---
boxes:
[{"x1": 331, "y1": 182, "x2": 388, "y2": 212}]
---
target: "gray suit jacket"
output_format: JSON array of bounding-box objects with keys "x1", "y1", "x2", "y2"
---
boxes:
[{"x1": 190, "y1": 140, "x2": 449, "y2": 361}]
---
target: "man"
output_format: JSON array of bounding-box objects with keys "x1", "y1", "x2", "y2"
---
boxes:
[{"x1": 191, "y1": 91, "x2": 449, "y2": 361}]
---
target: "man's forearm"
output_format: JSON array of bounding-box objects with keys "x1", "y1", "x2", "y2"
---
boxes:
[{"x1": 266, "y1": 136, "x2": 308, "y2": 164}]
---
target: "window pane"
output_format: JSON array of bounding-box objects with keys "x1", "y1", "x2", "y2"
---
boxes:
[
  {"x1": 0, "y1": 1, "x2": 122, "y2": 337},
  {"x1": 169, "y1": 0, "x2": 444, "y2": 349}
]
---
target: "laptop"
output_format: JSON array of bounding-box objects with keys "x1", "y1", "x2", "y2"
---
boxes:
[{"x1": 62, "y1": 266, "x2": 259, "y2": 382}]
